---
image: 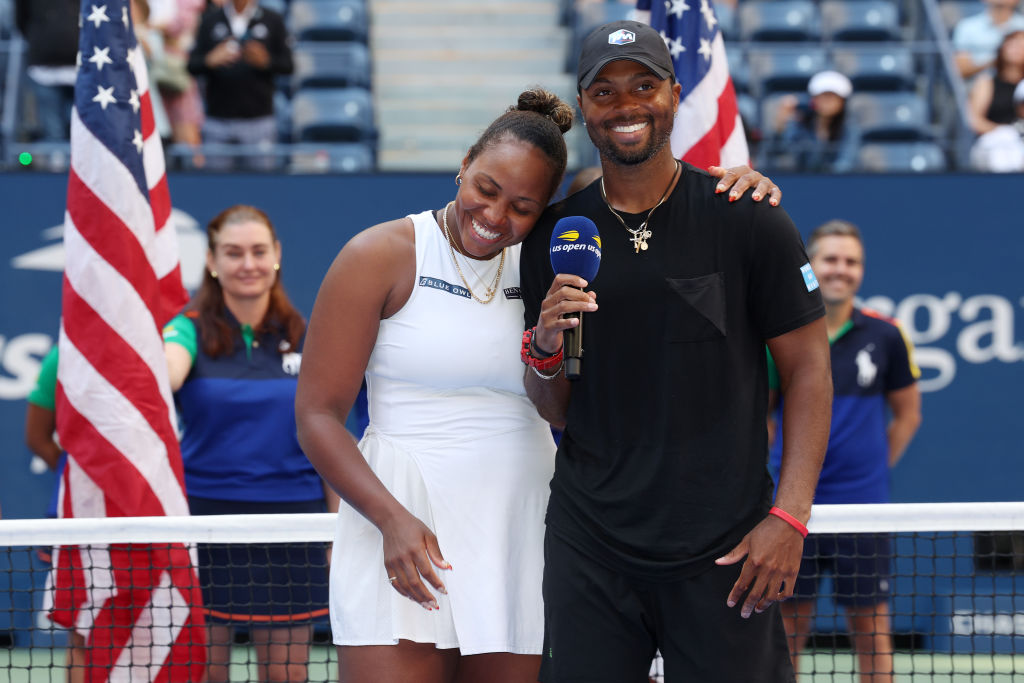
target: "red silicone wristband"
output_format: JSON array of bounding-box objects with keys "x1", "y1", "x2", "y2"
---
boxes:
[
  {"x1": 769, "y1": 506, "x2": 809, "y2": 538},
  {"x1": 521, "y1": 327, "x2": 564, "y2": 370}
]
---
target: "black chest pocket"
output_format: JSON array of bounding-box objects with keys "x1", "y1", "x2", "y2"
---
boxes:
[{"x1": 665, "y1": 273, "x2": 727, "y2": 342}]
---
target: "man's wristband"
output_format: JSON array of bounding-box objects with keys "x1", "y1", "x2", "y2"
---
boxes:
[
  {"x1": 521, "y1": 327, "x2": 564, "y2": 371},
  {"x1": 769, "y1": 506, "x2": 808, "y2": 538}
]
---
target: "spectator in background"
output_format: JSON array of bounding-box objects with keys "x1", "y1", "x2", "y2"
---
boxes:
[
  {"x1": 152, "y1": 0, "x2": 207, "y2": 156},
  {"x1": 188, "y1": 0, "x2": 293, "y2": 170},
  {"x1": 769, "y1": 70, "x2": 859, "y2": 173},
  {"x1": 953, "y1": 0, "x2": 1024, "y2": 80},
  {"x1": 967, "y1": 30, "x2": 1024, "y2": 134},
  {"x1": 14, "y1": 0, "x2": 80, "y2": 141},
  {"x1": 971, "y1": 76, "x2": 1024, "y2": 170},
  {"x1": 131, "y1": 0, "x2": 173, "y2": 140},
  {"x1": 164, "y1": 205, "x2": 335, "y2": 683},
  {"x1": 768, "y1": 220, "x2": 922, "y2": 683}
]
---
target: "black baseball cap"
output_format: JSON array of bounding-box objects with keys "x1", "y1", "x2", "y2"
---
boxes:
[{"x1": 577, "y1": 20, "x2": 675, "y2": 91}]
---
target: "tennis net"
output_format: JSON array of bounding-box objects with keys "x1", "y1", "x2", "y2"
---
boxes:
[{"x1": 0, "y1": 503, "x2": 1022, "y2": 682}]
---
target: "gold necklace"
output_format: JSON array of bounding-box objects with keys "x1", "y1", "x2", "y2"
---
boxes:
[
  {"x1": 440, "y1": 201, "x2": 506, "y2": 304},
  {"x1": 600, "y1": 160, "x2": 681, "y2": 253}
]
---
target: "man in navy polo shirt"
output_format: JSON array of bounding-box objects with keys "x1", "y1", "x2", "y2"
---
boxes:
[{"x1": 768, "y1": 219, "x2": 922, "y2": 683}]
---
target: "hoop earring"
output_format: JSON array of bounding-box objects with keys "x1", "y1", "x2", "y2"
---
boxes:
[{"x1": 455, "y1": 174, "x2": 462, "y2": 186}]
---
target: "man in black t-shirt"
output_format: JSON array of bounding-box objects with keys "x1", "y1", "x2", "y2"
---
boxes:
[{"x1": 520, "y1": 20, "x2": 832, "y2": 683}]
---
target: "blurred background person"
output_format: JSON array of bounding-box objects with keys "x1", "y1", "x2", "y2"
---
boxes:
[
  {"x1": 164, "y1": 205, "x2": 335, "y2": 683},
  {"x1": 768, "y1": 220, "x2": 922, "y2": 683},
  {"x1": 152, "y1": 0, "x2": 207, "y2": 159},
  {"x1": 953, "y1": 0, "x2": 1024, "y2": 80},
  {"x1": 768, "y1": 70, "x2": 859, "y2": 173},
  {"x1": 188, "y1": 0, "x2": 293, "y2": 170},
  {"x1": 967, "y1": 30, "x2": 1024, "y2": 135},
  {"x1": 130, "y1": 0, "x2": 173, "y2": 141},
  {"x1": 971, "y1": 78, "x2": 1024, "y2": 170},
  {"x1": 14, "y1": 0, "x2": 80, "y2": 142}
]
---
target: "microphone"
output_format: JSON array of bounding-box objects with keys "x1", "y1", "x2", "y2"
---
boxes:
[{"x1": 549, "y1": 216, "x2": 602, "y2": 379}]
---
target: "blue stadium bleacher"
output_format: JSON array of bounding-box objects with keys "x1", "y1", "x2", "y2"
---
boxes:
[
  {"x1": 289, "y1": 0, "x2": 369, "y2": 43},
  {"x1": 832, "y1": 44, "x2": 917, "y2": 91},
  {"x1": 747, "y1": 47, "x2": 829, "y2": 97},
  {"x1": 820, "y1": 0, "x2": 902, "y2": 42},
  {"x1": 291, "y1": 87, "x2": 375, "y2": 143},
  {"x1": 848, "y1": 91, "x2": 932, "y2": 140},
  {"x1": 738, "y1": 1, "x2": 821, "y2": 42},
  {"x1": 292, "y1": 42, "x2": 372, "y2": 91},
  {"x1": 855, "y1": 140, "x2": 948, "y2": 171}
]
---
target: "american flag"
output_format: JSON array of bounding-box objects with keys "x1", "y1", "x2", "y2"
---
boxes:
[
  {"x1": 49, "y1": 1, "x2": 205, "y2": 680},
  {"x1": 638, "y1": 0, "x2": 749, "y2": 168}
]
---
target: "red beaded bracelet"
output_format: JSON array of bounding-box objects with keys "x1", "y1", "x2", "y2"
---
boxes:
[
  {"x1": 521, "y1": 327, "x2": 564, "y2": 371},
  {"x1": 769, "y1": 506, "x2": 809, "y2": 538}
]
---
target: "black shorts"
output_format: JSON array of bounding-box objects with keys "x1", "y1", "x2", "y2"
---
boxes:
[
  {"x1": 793, "y1": 532, "x2": 892, "y2": 607},
  {"x1": 540, "y1": 531, "x2": 795, "y2": 683},
  {"x1": 189, "y1": 497, "x2": 330, "y2": 625}
]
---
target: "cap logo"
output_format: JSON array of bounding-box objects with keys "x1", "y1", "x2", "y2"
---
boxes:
[{"x1": 608, "y1": 29, "x2": 636, "y2": 45}]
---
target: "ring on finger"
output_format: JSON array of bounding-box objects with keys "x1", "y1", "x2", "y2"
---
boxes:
[{"x1": 388, "y1": 576, "x2": 398, "y2": 583}]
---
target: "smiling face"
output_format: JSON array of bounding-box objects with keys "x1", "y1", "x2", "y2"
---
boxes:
[
  {"x1": 578, "y1": 59, "x2": 681, "y2": 166},
  {"x1": 810, "y1": 235, "x2": 864, "y2": 307},
  {"x1": 207, "y1": 219, "x2": 281, "y2": 304},
  {"x1": 450, "y1": 139, "x2": 555, "y2": 260}
]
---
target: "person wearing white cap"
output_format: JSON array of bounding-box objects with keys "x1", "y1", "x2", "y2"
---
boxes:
[{"x1": 768, "y1": 70, "x2": 860, "y2": 173}]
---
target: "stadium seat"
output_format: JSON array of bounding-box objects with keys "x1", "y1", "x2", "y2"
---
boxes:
[
  {"x1": 259, "y1": 0, "x2": 287, "y2": 15},
  {"x1": 726, "y1": 47, "x2": 749, "y2": 94},
  {"x1": 855, "y1": 141, "x2": 947, "y2": 171},
  {"x1": 831, "y1": 45, "x2": 916, "y2": 91},
  {"x1": 847, "y1": 92, "x2": 931, "y2": 140},
  {"x1": 291, "y1": 88, "x2": 375, "y2": 142},
  {"x1": 289, "y1": 0, "x2": 369, "y2": 42},
  {"x1": 821, "y1": 1, "x2": 901, "y2": 42},
  {"x1": 290, "y1": 142, "x2": 375, "y2": 173},
  {"x1": 747, "y1": 47, "x2": 828, "y2": 97},
  {"x1": 292, "y1": 42, "x2": 371, "y2": 90},
  {"x1": 938, "y1": 1, "x2": 984, "y2": 35},
  {"x1": 738, "y1": 1, "x2": 820, "y2": 42}
]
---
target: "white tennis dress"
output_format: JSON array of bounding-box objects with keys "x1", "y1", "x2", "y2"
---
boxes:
[{"x1": 330, "y1": 210, "x2": 556, "y2": 655}]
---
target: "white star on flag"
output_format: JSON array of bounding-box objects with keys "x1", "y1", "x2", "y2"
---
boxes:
[
  {"x1": 92, "y1": 84, "x2": 116, "y2": 109},
  {"x1": 76, "y1": 51, "x2": 82, "y2": 69},
  {"x1": 86, "y1": 4, "x2": 110, "y2": 29},
  {"x1": 666, "y1": 0, "x2": 690, "y2": 20},
  {"x1": 132, "y1": 129, "x2": 144, "y2": 153},
  {"x1": 666, "y1": 35, "x2": 685, "y2": 58},
  {"x1": 129, "y1": 89, "x2": 141, "y2": 113},
  {"x1": 88, "y1": 46, "x2": 113, "y2": 71},
  {"x1": 126, "y1": 46, "x2": 139, "y2": 73},
  {"x1": 698, "y1": 37, "x2": 712, "y2": 61},
  {"x1": 699, "y1": 0, "x2": 717, "y2": 29},
  {"x1": 122, "y1": 5, "x2": 129, "y2": 28}
]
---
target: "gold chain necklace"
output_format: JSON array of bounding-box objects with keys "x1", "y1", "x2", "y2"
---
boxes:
[
  {"x1": 600, "y1": 160, "x2": 681, "y2": 253},
  {"x1": 440, "y1": 201, "x2": 506, "y2": 304}
]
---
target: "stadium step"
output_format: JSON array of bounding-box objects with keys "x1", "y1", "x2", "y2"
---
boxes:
[{"x1": 369, "y1": 0, "x2": 574, "y2": 171}]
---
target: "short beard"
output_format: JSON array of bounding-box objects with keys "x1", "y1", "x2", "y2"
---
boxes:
[{"x1": 589, "y1": 117, "x2": 674, "y2": 167}]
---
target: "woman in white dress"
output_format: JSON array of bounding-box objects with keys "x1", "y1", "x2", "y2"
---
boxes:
[{"x1": 295, "y1": 89, "x2": 781, "y2": 683}]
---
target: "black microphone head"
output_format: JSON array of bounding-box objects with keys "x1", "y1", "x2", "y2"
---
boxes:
[{"x1": 549, "y1": 216, "x2": 601, "y2": 282}]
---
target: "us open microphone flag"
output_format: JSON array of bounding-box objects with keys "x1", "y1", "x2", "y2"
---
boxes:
[
  {"x1": 50, "y1": 1, "x2": 204, "y2": 680},
  {"x1": 637, "y1": 0, "x2": 749, "y2": 168}
]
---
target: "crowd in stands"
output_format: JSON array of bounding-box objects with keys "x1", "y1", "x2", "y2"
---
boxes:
[{"x1": 6, "y1": 1, "x2": 1024, "y2": 173}]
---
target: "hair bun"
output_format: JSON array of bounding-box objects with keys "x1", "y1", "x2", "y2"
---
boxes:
[{"x1": 514, "y1": 88, "x2": 574, "y2": 134}]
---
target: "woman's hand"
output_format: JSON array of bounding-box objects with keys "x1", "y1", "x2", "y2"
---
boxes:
[
  {"x1": 380, "y1": 511, "x2": 451, "y2": 611},
  {"x1": 708, "y1": 165, "x2": 782, "y2": 206},
  {"x1": 533, "y1": 273, "x2": 598, "y2": 357}
]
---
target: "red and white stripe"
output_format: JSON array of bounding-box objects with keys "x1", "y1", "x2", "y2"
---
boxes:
[{"x1": 672, "y1": 32, "x2": 748, "y2": 170}]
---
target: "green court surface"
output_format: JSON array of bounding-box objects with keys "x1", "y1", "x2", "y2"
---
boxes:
[
  {"x1": 2, "y1": 648, "x2": 1022, "y2": 682},
  {"x1": 1, "y1": 645, "x2": 337, "y2": 682}
]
